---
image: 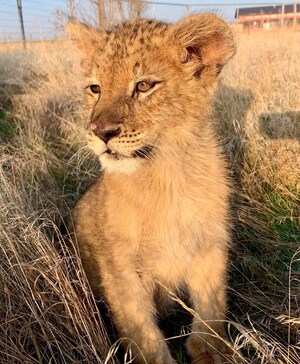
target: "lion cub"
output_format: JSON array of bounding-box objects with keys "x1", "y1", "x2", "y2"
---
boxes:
[{"x1": 68, "y1": 14, "x2": 235, "y2": 364}]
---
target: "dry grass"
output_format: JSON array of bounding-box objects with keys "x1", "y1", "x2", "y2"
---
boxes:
[
  {"x1": 0, "y1": 30, "x2": 299, "y2": 363},
  {"x1": 215, "y1": 30, "x2": 300, "y2": 364},
  {"x1": 0, "y1": 42, "x2": 113, "y2": 363}
]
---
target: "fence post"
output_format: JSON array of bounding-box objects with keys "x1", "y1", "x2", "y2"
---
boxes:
[
  {"x1": 16, "y1": 0, "x2": 26, "y2": 49},
  {"x1": 281, "y1": 3, "x2": 285, "y2": 28},
  {"x1": 186, "y1": 4, "x2": 190, "y2": 15},
  {"x1": 293, "y1": 0, "x2": 297, "y2": 29},
  {"x1": 98, "y1": 0, "x2": 107, "y2": 29}
]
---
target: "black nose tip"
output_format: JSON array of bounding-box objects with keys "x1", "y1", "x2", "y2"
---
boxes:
[{"x1": 92, "y1": 127, "x2": 121, "y2": 144}]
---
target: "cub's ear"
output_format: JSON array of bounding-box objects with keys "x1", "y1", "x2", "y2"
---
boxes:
[
  {"x1": 66, "y1": 21, "x2": 105, "y2": 69},
  {"x1": 66, "y1": 21, "x2": 104, "y2": 50},
  {"x1": 169, "y1": 14, "x2": 235, "y2": 78}
]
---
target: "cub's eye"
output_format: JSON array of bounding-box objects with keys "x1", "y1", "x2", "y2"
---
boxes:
[
  {"x1": 136, "y1": 81, "x2": 154, "y2": 93},
  {"x1": 89, "y1": 84, "x2": 101, "y2": 94}
]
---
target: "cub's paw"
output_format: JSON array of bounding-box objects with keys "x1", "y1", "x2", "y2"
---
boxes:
[
  {"x1": 186, "y1": 335, "x2": 238, "y2": 364},
  {"x1": 189, "y1": 352, "x2": 231, "y2": 364}
]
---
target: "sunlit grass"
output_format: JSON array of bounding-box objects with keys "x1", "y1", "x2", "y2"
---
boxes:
[{"x1": 0, "y1": 30, "x2": 299, "y2": 363}]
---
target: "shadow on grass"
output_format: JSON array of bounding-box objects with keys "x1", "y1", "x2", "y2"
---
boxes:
[
  {"x1": 214, "y1": 85, "x2": 300, "y2": 361},
  {"x1": 214, "y1": 84, "x2": 254, "y2": 186},
  {"x1": 259, "y1": 111, "x2": 300, "y2": 141},
  {"x1": 0, "y1": 108, "x2": 17, "y2": 142}
]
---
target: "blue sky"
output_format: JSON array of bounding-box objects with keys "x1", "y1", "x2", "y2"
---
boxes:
[{"x1": 0, "y1": 0, "x2": 286, "y2": 42}]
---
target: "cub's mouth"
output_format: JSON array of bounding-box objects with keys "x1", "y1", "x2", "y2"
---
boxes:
[{"x1": 104, "y1": 145, "x2": 153, "y2": 160}]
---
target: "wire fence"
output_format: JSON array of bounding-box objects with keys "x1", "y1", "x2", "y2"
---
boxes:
[{"x1": 0, "y1": 0, "x2": 299, "y2": 47}]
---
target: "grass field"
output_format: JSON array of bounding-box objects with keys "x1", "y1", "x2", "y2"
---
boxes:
[{"x1": 0, "y1": 30, "x2": 299, "y2": 363}]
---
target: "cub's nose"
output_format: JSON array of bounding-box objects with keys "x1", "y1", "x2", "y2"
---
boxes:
[{"x1": 91, "y1": 124, "x2": 121, "y2": 144}]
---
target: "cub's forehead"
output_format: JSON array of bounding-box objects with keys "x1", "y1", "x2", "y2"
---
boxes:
[{"x1": 100, "y1": 19, "x2": 170, "y2": 58}]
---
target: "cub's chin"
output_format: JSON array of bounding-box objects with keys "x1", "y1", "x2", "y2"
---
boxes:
[
  {"x1": 99, "y1": 152, "x2": 142, "y2": 175},
  {"x1": 88, "y1": 143, "x2": 143, "y2": 175}
]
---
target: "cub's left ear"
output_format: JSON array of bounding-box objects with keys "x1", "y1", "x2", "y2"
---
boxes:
[
  {"x1": 169, "y1": 13, "x2": 235, "y2": 77},
  {"x1": 66, "y1": 21, "x2": 106, "y2": 72}
]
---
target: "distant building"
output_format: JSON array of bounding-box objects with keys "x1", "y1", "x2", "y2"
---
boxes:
[{"x1": 235, "y1": 4, "x2": 300, "y2": 30}]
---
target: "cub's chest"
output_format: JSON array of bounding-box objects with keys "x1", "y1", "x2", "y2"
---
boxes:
[
  {"x1": 106, "y1": 186, "x2": 201, "y2": 241},
  {"x1": 135, "y1": 221, "x2": 198, "y2": 284},
  {"x1": 105, "y1": 193, "x2": 202, "y2": 272}
]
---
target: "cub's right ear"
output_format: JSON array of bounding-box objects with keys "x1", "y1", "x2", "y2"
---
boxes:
[
  {"x1": 169, "y1": 14, "x2": 235, "y2": 81},
  {"x1": 66, "y1": 21, "x2": 105, "y2": 66}
]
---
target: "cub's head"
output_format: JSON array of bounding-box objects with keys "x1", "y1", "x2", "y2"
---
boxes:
[{"x1": 67, "y1": 14, "x2": 235, "y2": 174}]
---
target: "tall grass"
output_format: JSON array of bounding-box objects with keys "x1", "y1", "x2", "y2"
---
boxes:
[
  {"x1": 0, "y1": 31, "x2": 299, "y2": 363},
  {"x1": 0, "y1": 44, "x2": 111, "y2": 363},
  {"x1": 216, "y1": 30, "x2": 300, "y2": 364}
]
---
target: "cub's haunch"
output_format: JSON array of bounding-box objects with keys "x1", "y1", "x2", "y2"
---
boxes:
[{"x1": 68, "y1": 14, "x2": 235, "y2": 364}]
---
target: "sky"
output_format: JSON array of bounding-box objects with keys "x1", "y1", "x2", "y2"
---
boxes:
[{"x1": 0, "y1": 0, "x2": 288, "y2": 42}]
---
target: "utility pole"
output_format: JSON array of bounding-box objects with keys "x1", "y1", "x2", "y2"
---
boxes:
[
  {"x1": 98, "y1": 0, "x2": 107, "y2": 29},
  {"x1": 69, "y1": 0, "x2": 75, "y2": 20},
  {"x1": 16, "y1": 0, "x2": 26, "y2": 49},
  {"x1": 186, "y1": 4, "x2": 190, "y2": 15},
  {"x1": 294, "y1": 0, "x2": 297, "y2": 29},
  {"x1": 281, "y1": 4, "x2": 285, "y2": 28}
]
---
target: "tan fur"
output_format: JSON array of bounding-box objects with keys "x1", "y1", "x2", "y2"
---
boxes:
[{"x1": 67, "y1": 14, "x2": 235, "y2": 364}]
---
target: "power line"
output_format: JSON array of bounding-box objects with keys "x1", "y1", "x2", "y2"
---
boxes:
[
  {"x1": 1, "y1": 0, "x2": 299, "y2": 44},
  {"x1": 142, "y1": 1, "x2": 284, "y2": 6}
]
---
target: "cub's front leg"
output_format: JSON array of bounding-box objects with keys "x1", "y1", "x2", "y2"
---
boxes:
[
  {"x1": 100, "y1": 258, "x2": 176, "y2": 364},
  {"x1": 186, "y1": 246, "x2": 234, "y2": 364}
]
